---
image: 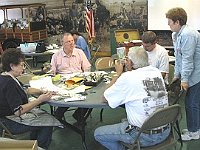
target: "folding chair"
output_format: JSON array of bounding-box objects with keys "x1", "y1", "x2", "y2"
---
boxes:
[
  {"x1": 95, "y1": 57, "x2": 114, "y2": 71},
  {"x1": 0, "y1": 118, "x2": 30, "y2": 139},
  {"x1": 122, "y1": 104, "x2": 182, "y2": 150}
]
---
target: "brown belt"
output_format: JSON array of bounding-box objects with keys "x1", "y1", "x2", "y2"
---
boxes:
[{"x1": 125, "y1": 124, "x2": 169, "y2": 134}]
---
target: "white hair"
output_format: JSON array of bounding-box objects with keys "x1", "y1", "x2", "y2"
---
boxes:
[{"x1": 128, "y1": 46, "x2": 149, "y2": 69}]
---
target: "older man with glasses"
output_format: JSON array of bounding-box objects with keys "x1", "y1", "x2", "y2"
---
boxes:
[{"x1": 50, "y1": 32, "x2": 91, "y2": 126}]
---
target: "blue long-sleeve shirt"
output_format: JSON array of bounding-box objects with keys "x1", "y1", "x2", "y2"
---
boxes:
[
  {"x1": 172, "y1": 25, "x2": 200, "y2": 87},
  {"x1": 76, "y1": 36, "x2": 91, "y2": 60}
]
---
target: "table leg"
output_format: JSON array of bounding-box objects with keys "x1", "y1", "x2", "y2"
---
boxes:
[{"x1": 58, "y1": 108, "x2": 93, "y2": 150}]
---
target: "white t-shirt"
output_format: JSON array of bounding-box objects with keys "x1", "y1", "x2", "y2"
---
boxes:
[
  {"x1": 104, "y1": 66, "x2": 168, "y2": 127},
  {"x1": 147, "y1": 44, "x2": 169, "y2": 73},
  {"x1": 147, "y1": 44, "x2": 169, "y2": 84}
]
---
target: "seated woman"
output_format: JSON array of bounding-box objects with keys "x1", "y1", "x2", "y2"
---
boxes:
[{"x1": 0, "y1": 48, "x2": 60, "y2": 149}]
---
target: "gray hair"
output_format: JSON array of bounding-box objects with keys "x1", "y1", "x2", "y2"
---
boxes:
[
  {"x1": 128, "y1": 46, "x2": 149, "y2": 69},
  {"x1": 60, "y1": 32, "x2": 72, "y2": 45}
]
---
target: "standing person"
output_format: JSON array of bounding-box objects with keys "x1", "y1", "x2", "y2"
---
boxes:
[
  {"x1": 0, "y1": 48, "x2": 59, "y2": 149},
  {"x1": 166, "y1": 7, "x2": 200, "y2": 141},
  {"x1": 51, "y1": 33, "x2": 91, "y2": 125},
  {"x1": 141, "y1": 31, "x2": 169, "y2": 83},
  {"x1": 70, "y1": 30, "x2": 91, "y2": 60},
  {"x1": 94, "y1": 47, "x2": 170, "y2": 150}
]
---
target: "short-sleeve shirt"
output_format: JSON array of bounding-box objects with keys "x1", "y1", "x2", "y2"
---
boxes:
[
  {"x1": 147, "y1": 44, "x2": 169, "y2": 74},
  {"x1": 104, "y1": 66, "x2": 168, "y2": 127},
  {"x1": 0, "y1": 75, "x2": 28, "y2": 117},
  {"x1": 51, "y1": 47, "x2": 91, "y2": 74}
]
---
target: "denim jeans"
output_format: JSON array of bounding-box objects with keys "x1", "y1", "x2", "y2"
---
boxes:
[
  {"x1": 0, "y1": 117, "x2": 53, "y2": 149},
  {"x1": 185, "y1": 81, "x2": 200, "y2": 132},
  {"x1": 94, "y1": 121, "x2": 170, "y2": 150}
]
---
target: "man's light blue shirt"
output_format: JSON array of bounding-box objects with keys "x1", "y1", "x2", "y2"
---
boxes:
[{"x1": 76, "y1": 36, "x2": 91, "y2": 60}]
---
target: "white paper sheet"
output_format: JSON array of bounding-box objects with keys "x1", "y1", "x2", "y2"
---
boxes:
[{"x1": 29, "y1": 76, "x2": 86, "y2": 102}]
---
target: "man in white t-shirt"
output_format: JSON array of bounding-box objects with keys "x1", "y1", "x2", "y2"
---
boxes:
[
  {"x1": 142, "y1": 31, "x2": 169, "y2": 84},
  {"x1": 94, "y1": 47, "x2": 170, "y2": 150}
]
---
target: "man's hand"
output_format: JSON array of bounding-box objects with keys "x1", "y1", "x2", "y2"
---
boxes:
[{"x1": 114, "y1": 60, "x2": 124, "y2": 75}]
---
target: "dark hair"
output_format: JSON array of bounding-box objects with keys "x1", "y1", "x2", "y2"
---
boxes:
[
  {"x1": 165, "y1": 7, "x2": 187, "y2": 26},
  {"x1": 70, "y1": 30, "x2": 81, "y2": 36},
  {"x1": 1, "y1": 48, "x2": 25, "y2": 72},
  {"x1": 141, "y1": 31, "x2": 157, "y2": 44}
]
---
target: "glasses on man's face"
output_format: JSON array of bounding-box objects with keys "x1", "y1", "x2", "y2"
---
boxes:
[{"x1": 63, "y1": 40, "x2": 74, "y2": 45}]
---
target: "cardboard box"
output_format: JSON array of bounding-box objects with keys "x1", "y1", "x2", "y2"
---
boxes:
[{"x1": 0, "y1": 140, "x2": 38, "y2": 150}]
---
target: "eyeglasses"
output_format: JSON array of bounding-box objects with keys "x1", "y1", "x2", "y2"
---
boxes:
[
  {"x1": 19, "y1": 62, "x2": 26, "y2": 69},
  {"x1": 63, "y1": 40, "x2": 74, "y2": 45}
]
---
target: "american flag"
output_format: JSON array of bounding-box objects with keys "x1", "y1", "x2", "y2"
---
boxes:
[{"x1": 85, "y1": 0, "x2": 95, "y2": 43}]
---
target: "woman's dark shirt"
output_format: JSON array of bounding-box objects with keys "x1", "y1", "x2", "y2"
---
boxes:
[{"x1": 0, "y1": 75, "x2": 28, "y2": 117}]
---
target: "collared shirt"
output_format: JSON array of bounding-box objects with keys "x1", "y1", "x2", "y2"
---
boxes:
[
  {"x1": 51, "y1": 47, "x2": 91, "y2": 74},
  {"x1": 172, "y1": 25, "x2": 200, "y2": 87}
]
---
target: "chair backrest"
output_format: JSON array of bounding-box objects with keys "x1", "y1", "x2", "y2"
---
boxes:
[
  {"x1": 95, "y1": 57, "x2": 114, "y2": 71},
  {"x1": 122, "y1": 104, "x2": 182, "y2": 150},
  {"x1": 129, "y1": 104, "x2": 182, "y2": 150},
  {"x1": 140, "y1": 104, "x2": 181, "y2": 131}
]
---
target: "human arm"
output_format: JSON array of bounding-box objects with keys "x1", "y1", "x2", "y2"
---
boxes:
[
  {"x1": 26, "y1": 87, "x2": 42, "y2": 95},
  {"x1": 50, "y1": 53, "x2": 58, "y2": 75},
  {"x1": 5, "y1": 80, "x2": 55, "y2": 116},
  {"x1": 158, "y1": 48, "x2": 169, "y2": 79},
  {"x1": 14, "y1": 91, "x2": 54, "y2": 116},
  {"x1": 77, "y1": 37, "x2": 91, "y2": 60},
  {"x1": 105, "y1": 60, "x2": 124, "y2": 89},
  {"x1": 79, "y1": 49, "x2": 91, "y2": 72},
  {"x1": 178, "y1": 33, "x2": 196, "y2": 90},
  {"x1": 102, "y1": 60, "x2": 124, "y2": 103}
]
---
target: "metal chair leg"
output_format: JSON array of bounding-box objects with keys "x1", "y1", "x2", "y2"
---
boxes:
[{"x1": 100, "y1": 108, "x2": 104, "y2": 122}]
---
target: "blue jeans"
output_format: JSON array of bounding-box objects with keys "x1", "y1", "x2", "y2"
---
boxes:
[
  {"x1": 0, "y1": 118, "x2": 53, "y2": 149},
  {"x1": 185, "y1": 81, "x2": 200, "y2": 132},
  {"x1": 94, "y1": 121, "x2": 170, "y2": 150}
]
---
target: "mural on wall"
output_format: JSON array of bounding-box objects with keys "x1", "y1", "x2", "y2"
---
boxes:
[{"x1": 46, "y1": 0, "x2": 147, "y2": 36}]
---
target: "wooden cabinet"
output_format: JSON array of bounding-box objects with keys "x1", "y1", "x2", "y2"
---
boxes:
[{"x1": 0, "y1": 3, "x2": 48, "y2": 50}]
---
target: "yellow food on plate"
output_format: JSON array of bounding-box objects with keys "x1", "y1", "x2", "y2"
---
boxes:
[
  {"x1": 69, "y1": 77, "x2": 84, "y2": 83},
  {"x1": 52, "y1": 74, "x2": 61, "y2": 82},
  {"x1": 65, "y1": 80, "x2": 76, "y2": 87}
]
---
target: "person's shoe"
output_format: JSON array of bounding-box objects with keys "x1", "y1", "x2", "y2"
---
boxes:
[
  {"x1": 181, "y1": 131, "x2": 200, "y2": 141},
  {"x1": 182, "y1": 128, "x2": 200, "y2": 135}
]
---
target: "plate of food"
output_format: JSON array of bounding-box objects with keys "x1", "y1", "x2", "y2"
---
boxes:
[{"x1": 83, "y1": 72, "x2": 104, "y2": 86}]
